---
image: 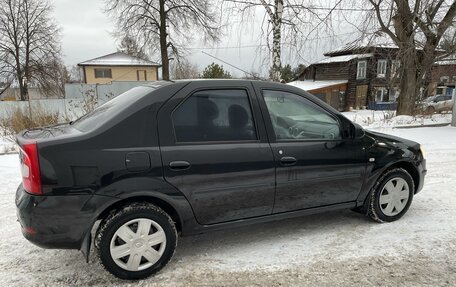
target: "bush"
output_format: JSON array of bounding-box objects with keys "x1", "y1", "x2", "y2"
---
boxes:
[{"x1": 0, "y1": 105, "x2": 60, "y2": 141}]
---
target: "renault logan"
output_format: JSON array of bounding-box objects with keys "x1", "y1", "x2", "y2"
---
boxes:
[{"x1": 15, "y1": 80, "x2": 426, "y2": 279}]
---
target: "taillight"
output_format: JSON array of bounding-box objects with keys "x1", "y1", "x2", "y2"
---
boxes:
[{"x1": 19, "y1": 142, "x2": 42, "y2": 195}]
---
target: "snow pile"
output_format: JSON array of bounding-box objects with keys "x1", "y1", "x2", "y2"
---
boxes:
[
  {"x1": 0, "y1": 134, "x2": 16, "y2": 154},
  {"x1": 342, "y1": 110, "x2": 452, "y2": 129}
]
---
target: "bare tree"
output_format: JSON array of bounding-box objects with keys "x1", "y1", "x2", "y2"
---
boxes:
[
  {"x1": 67, "y1": 65, "x2": 83, "y2": 83},
  {"x1": 117, "y1": 35, "x2": 149, "y2": 60},
  {"x1": 439, "y1": 28, "x2": 456, "y2": 57},
  {"x1": 367, "y1": 0, "x2": 456, "y2": 115},
  {"x1": 32, "y1": 57, "x2": 67, "y2": 98},
  {"x1": 105, "y1": 0, "x2": 220, "y2": 81},
  {"x1": 0, "y1": 0, "x2": 62, "y2": 100},
  {"x1": 171, "y1": 57, "x2": 199, "y2": 79},
  {"x1": 223, "y1": 0, "x2": 342, "y2": 81}
]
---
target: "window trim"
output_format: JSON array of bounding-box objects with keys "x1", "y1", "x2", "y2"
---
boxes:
[
  {"x1": 377, "y1": 59, "x2": 387, "y2": 78},
  {"x1": 261, "y1": 89, "x2": 343, "y2": 143},
  {"x1": 375, "y1": 87, "x2": 389, "y2": 102},
  {"x1": 170, "y1": 88, "x2": 260, "y2": 145},
  {"x1": 356, "y1": 60, "x2": 367, "y2": 79},
  {"x1": 391, "y1": 60, "x2": 400, "y2": 78},
  {"x1": 94, "y1": 68, "x2": 112, "y2": 79}
]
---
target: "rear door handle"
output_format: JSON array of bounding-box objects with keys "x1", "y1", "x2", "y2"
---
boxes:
[
  {"x1": 169, "y1": 161, "x2": 191, "y2": 170},
  {"x1": 280, "y1": 156, "x2": 297, "y2": 166}
]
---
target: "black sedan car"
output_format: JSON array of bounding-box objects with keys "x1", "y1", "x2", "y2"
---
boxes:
[{"x1": 15, "y1": 80, "x2": 426, "y2": 279}]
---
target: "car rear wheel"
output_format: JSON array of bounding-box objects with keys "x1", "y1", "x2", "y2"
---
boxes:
[
  {"x1": 426, "y1": 106, "x2": 435, "y2": 115},
  {"x1": 368, "y1": 168, "x2": 414, "y2": 223},
  {"x1": 95, "y1": 203, "x2": 177, "y2": 280}
]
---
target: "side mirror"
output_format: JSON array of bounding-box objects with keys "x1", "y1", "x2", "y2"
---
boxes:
[
  {"x1": 336, "y1": 114, "x2": 364, "y2": 139},
  {"x1": 353, "y1": 123, "x2": 365, "y2": 139}
]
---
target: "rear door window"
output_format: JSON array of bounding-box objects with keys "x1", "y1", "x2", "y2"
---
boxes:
[{"x1": 172, "y1": 89, "x2": 257, "y2": 142}]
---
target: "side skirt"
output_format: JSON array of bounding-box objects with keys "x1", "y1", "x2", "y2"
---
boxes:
[{"x1": 184, "y1": 201, "x2": 357, "y2": 236}]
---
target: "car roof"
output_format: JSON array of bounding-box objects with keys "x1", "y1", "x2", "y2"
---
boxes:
[{"x1": 142, "y1": 79, "x2": 272, "y2": 87}]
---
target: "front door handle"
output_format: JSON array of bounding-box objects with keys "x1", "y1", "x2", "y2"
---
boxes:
[
  {"x1": 169, "y1": 161, "x2": 191, "y2": 170},
  {"x1": 280, "y1": 156, "x2": 297, "y2": 166}
]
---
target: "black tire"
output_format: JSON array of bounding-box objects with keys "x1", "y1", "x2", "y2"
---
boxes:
[
  {"x1": 427, "y1": 106, "x2": 435, "y2": 115},
  {"x1": 368, "y1": 168, "x2": 415, "y2": 223},
  {"x1": 95, "y1": 203, "x2": 177, "y2": 280}
]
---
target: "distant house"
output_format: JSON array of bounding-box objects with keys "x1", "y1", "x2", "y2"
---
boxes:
[
  {"x1": 288, "y1": 80, "x2": 348, "y2": 110},
  {"x1": 292, "y1": 34, "x2": 401, "y2": 111},
  {"x1": 78, "y1": 52, "x2": 161, "y2": 84},
  {"x1": 429, "y1": 59, "x2": 456, "y2": 98}
]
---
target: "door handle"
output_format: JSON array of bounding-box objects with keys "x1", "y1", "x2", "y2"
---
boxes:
[
  {"x1": 169, "y1": 161, "x2": 191, "y2": 170},
  {"x1": 280, "y1": 156, "x2": 297, "y2": 166}
]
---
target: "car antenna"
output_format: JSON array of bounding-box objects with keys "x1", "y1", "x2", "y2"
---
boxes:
[{"x1": 201, "y1": 51, "x2": 264, "y2": 80}]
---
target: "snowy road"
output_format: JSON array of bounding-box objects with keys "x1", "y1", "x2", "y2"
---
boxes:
[{"x1": 1, "y1": 126, "x2": 456, "y2": 286}]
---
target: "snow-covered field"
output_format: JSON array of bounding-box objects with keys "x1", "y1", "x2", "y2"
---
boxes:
[{"x1": 1, "y1": 124, "x2": 456, "y2": 286}]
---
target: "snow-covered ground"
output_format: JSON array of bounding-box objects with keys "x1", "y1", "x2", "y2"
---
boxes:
[
  {"x1": 0, "y1": 135, "x2": 16, "y2": 154},
  {"x1": 1, "y1": 125, "x2": 456, "y2": 286},
  {"x1": 342, "y1": 110, "x2": 452, "y2": 129}
]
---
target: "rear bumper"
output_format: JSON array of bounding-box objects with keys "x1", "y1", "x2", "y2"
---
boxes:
[{"x1": 15, "y1": 185, "x2": 107, "y2": 249}]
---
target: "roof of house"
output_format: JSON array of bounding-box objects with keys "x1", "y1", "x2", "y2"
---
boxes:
[
  {"x1": 78, "y1": 52, "x2": 160, "y2": 67},
  {"x1": 324, "y1": 33, "x2": 397, "y2": 56},
  {"x1": 315, "y1": 53, "x2": 374, "y2": 64},
  {"x1": 435, "y1": 58, "x2": 456, "y2": 66},
  {"x1": 287, "y1": 80, "x2": 348, "y2": 91}
]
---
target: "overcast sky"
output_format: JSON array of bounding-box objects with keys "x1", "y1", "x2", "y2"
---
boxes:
[{"x1": 53, "y1": 0, "x2": 362, "y2": 77}]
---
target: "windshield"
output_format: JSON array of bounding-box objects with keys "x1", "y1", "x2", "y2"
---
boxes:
[
  {"x1": 423, "y1": 96, "x2": 436, "y2": 103},
  {"x1": 72, "y1": 86, "x2": 153, "y2": 132}
]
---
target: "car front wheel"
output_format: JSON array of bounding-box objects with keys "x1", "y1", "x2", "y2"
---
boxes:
[
  {"x1": 95, "y1": 203, "x2": 177, "y2": 280},
  {"x1": 368, "y1": 168, "x2": 415, "y2": 223}
]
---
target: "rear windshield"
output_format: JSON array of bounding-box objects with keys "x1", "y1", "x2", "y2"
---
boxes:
[{"x1": 72, "y1": 86, "x2": 152, "y2": 132}]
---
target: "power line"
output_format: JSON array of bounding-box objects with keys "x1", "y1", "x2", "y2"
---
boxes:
[
  {"x1": 186, "y1": 32, "x2": 356, "y2": 50},
  {"x1": 304, "y1": 7, "x2": 376, "y2": 12},
  {"x1": 295, "y1": 4, "x2": 451, "y2": 12}
]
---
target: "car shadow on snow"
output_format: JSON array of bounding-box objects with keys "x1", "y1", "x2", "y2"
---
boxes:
[
  {"x1": 174, "y1": 208, "x2": 370, "y2": 258},
  {"x1": 29, "y1": 208, "x2": 371, "y2": 285}
]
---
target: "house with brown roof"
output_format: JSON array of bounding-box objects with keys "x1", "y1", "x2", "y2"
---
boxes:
[
  {"x1": 78, "y1": 52, "x2": 161, "y2": 84},
  {"x1": 291, "y1": 34, "x2": 401, "y2": 111}
]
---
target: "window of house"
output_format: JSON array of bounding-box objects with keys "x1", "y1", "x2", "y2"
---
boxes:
[
  {"x1": 375, "y1": 88, "x2": 386, "y2": 102},
  {"x1": 356, "y1": 61, "x2": 367, "y2": 79},
  {"x1": 377, "y1": 60, "x2": 387, "y2": 78},
  {"x1": 440, "y1": 76, "x2": 449, "y2": 83},
  {"x1": 172, "y1": 89, "x2": 257, "y2": 142},
  {"x1": 262, "y1": 90, "x2": 341, "y2": 140},
  {"x1": 374, "y1": 87, "x2": 397, "y2": 102},
  {"x1": 391, "y1": 60, "x2": 400, "y2": 78},
  {"x1": 94, "y1": 68, "x2": 112, "y2": 78},
  {"x1": 388, "y1": 88, "x2": 399, "y2": 102}
]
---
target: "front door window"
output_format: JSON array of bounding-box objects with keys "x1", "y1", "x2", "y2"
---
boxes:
[{"x1": 262, "y1": 90, "x2": 341, "y2": 140}]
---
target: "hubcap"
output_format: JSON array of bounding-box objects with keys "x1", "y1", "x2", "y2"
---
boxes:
[
  {"x1": 110, "y1": 218, "x2": 166, "y2": 271},
  {"x1": 379, "y1": 177, "x2": 410, "y2": 216}
]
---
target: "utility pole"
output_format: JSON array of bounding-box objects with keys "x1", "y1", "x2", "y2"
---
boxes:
[{"x1": 452, "y1": 80, "x2": 456, "y2": 127}]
